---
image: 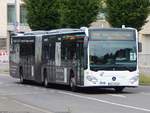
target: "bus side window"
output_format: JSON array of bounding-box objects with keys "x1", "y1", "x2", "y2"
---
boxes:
[
  {"x1": 61, "y1": 44, "x2": 67, "y2": 60},
  {"x1": 20, "y1": 43, "x2": 35, "y2": 57},
  {"x1": 67, "y1": 42, "x2": 76, "y2": 60},
  {"x1": 49, "y1": 43, "x2": 55, "y2": 60},
  {"x1": 61, "y1": 41, "x2": 66, "y2": 60},
  {"x1": 43, "y1": 44, "x2": 50, "y2": 60}
]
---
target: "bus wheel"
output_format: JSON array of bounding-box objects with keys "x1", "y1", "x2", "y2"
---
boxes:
[
  {"x1": 19, "y1": 68, "x2": 24, "y2": 83},
  {"x1": 114, "y1": 87, "x2": 125, "y2": 93},
  {"x1": 43, "y1": 70, "x2": 48, "y2": 88},
  {"x1": 70, "y1": 76, "x2": 77, "y2": 92}
]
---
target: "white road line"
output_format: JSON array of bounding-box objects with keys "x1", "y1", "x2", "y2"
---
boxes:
[
  {"x1": 59, "y1": 91, "x2": 150, "y2": 112},
  {"x1": 0, "y1": 92, "x2": 47, "y2": 96},
  {"x1": 108, "y1": 94, "x2": 126, "y2": 98},
  {"x1": 140, "y1": 92, "x2": 150, "y2": 96},
  {"x1": 0, "y1": 82, "x2": 3, "y2": 85},
  {"x1": 0, "y1": 84, "x2": 21, "y2": 87},
  {"x1": 0, "y1": 97, "x2": 8, "y2": 100},
  {"x1": 0, "y1": 74, "x2": 9, "y2": 76},
  {"x1": 13, "y1": 100, "x2": 52, "y2": 113}
]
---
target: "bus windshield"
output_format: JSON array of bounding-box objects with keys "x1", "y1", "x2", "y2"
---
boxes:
[{"x1": 89, "y1": 30, "x2": 137, "y2": 72}]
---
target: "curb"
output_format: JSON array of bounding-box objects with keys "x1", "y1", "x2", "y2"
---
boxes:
[{"x1": 0, "y1": 72, "x2": 9, "y2": 76}]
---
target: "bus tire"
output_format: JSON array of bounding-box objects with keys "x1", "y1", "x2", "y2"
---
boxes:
[
  {"x1": 43, "y1": 69, "x2": 48, "y2": 88},
  {"x1": 114, "y1": 87, "x2": 125, "y2": 93},
  {"x1": 69, "y1": 72, "x2": 77, "y2": 92},
  {"x1": 19, "y1": 67, "x2": 24, "y2": 84}
]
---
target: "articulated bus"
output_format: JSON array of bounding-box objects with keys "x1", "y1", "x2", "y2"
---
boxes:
[{"x1": 10, "y1": 27, "x2": 139, "y2": 92}]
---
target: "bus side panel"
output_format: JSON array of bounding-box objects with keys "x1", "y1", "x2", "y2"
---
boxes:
[
  {"x1": 9, "y1": 43, "x2": 20, "y2": 78},
  {"x1": 42, "y1": 35, "x2": 70, "y2": 84},
  {"x1": 42, "y1": 33, "x2": 85, "y2": 86}
]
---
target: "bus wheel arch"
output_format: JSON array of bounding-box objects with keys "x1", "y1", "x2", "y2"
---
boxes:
[
  {"x1": 69, "y1": 70, "x2": 77, "y2": 92},
  {"x1": 19, "y1": 66, "x2": 24, "y2": 83}
]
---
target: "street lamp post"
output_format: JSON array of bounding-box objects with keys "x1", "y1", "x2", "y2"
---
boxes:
[{"x1": 14, "y1": 0, "x2": 20, "y2": 32}]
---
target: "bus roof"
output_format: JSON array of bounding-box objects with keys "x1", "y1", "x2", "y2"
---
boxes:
[
  {"x1": 12, "y1": 27, "x2": 137, "y2": 38},
  {"x1": 12, "y1": 28, "x2": 84, "y2": 38},
  {"x1": 89, "y1": 27, "x2": 137, "y2": 31}
]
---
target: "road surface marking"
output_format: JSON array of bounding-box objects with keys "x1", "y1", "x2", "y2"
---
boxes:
[
  {"x1": 0, "y1": 92, "x2": 47, "y2": 96},
  {"x1": 0, "y1": 97, "x2": 7, "y2": 100},
  {"x1": 108, "y1": 94, "x2": 126, "y2": 98},
  {"x1": 59, "y1": 91, "x2": 150, "y2": 112},
  {"x1": 0, "y1": 74, "x2": 9, "y2": 76},
  {"x1": 140, "y1": 92, "x2": 150, "y2": 96},
  {"x1": 13, "y1": 100, "x2": 52, "y2": 113}
]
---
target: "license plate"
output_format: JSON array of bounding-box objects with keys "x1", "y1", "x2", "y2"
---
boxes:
[{"x1": 108, "y1": 82, "x2": 120, "y2": 86}]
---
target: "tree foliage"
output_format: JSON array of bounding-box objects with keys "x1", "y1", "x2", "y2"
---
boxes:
[
  {"x1": 55, "y1": 0, "x2": 69, "y2": 27},
  {"x1": 24, "y1": 0, "x2": 100, "y2": 30},
  {"x1": 106, "y1": 0, "x2": 150, "y2": 31},
  {"x1": 24, "y1": 0, "x2": 60, "y2": 30},
  {"x1": 62, "y1": 0, "x2": 101, "y2": 28}
]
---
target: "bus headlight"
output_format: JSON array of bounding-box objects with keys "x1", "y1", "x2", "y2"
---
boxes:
[
  {"x1": 129, "y1": 76, "x2": 139, "y2": 84},
  {"x1": 86, "y1": 76, "x2": 98, "y2": 84}
]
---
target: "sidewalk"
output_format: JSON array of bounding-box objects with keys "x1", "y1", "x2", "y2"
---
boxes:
[{"x1": 0, "y1": 63, "x2": 9, "y2": 75}]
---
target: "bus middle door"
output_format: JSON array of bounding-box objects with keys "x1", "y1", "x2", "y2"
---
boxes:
[{"x1": 55, "y1": 41, "x2": 65, "y2": 83}]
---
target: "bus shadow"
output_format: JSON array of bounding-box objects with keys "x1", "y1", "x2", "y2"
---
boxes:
[
  {"x1": 77, "y1": 87, "x2": 134, "y2": 95},
  {"x1": 15, "y1": 80, "x2": 44, "y2": 88},
  {"x1": 14, "y1": 80, "x2": 135, "y2": 95},
  {"x1": 15, "y1": 80, "x2": 71, "y2": 90}
]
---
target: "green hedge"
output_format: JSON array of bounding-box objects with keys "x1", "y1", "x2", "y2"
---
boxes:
[{"x1": 140, "y1": 74, "x2": 150, "y2": 85}]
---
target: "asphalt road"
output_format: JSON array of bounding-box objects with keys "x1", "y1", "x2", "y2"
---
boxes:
[{"x1": 0, "y1": 74, "x2": 150, "y2": 113}]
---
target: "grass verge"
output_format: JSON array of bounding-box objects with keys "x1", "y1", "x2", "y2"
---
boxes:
[{"x1": 140, "y1": 74, "x2": 150, "y2": 85}]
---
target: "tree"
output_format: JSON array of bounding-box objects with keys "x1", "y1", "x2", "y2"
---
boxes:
[
  {"x1": 24, "y1": 0, "x2": 101, "y2": 30},
  {"x1": 62, "y1": 0, "x2": 101, "y2": 28},
  {"x1": 24, "y1": 0, "x2": 60, "y2": 30},
  {"x1": 106, "y1": 0, "x2": 150, "y2": 31},
  {"x1": 55, "y1": 0, "x2": 69, "y2": 27}
]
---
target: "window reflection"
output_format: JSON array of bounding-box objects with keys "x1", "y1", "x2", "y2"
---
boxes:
[{"x1": 89, "y1": 41, "x2": 137, "y2": 71}]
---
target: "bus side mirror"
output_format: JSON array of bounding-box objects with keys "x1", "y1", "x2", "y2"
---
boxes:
[{"x1": 138, "y1": 42, "x2": 142, "y2": 52}]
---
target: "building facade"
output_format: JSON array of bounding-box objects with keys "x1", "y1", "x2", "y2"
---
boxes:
[
  {"x1": 0, "y1": 0, "x2": 30, "y2": 51},
  {"x1": 139, "y1": 16, "x2": 150, "y2": 74}
]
